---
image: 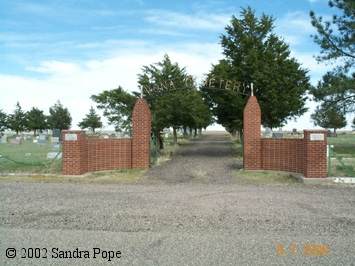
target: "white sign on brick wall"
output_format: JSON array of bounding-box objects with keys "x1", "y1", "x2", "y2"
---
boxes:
[
  {"x1": 310, "y1": 133, "x2": 324, "y2": 141},
  {"x1": 65, "y1": 133, "x2": 78, "y2": 141}
]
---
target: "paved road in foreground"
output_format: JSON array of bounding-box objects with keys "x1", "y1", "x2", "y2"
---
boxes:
[{"x1": 0, "y1": 132, "x2": 354, "y2": 265}]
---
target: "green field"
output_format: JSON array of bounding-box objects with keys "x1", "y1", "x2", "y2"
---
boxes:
[
  {"x1": 0, "y1": 140, "x2": 61, "y2": 173},
  {"x1": 327, "y1": 133, "x2": 355, "y2": 177}
]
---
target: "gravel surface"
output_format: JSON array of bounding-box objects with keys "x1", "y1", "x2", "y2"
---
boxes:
[
  {"x1": 1, "y1": 132, "x2": 354, "y2": 265},
  {"x1": 144, "y1": 132, "x2": 242, "y2": 183}
]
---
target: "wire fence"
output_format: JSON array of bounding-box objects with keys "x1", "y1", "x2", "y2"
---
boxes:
[
  {"x1": 328, "y1": 144, "x2": 355, "y2": 177},
  {"x1": 0, "y1": 139, "x2": 62, "y2": 174}
]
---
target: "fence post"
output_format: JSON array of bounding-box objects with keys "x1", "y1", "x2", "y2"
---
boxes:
[{"x1": 328, "y1": 144, "x2": 333, "y2": 176}]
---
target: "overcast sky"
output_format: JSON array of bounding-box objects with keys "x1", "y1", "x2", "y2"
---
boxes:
[{"x1": 0, "y1": 0, "x2": 352, "y2": 130}]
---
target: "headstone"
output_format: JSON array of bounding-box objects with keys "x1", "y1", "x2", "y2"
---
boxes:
[
  {"x1": 272, "y1": 132, "x2": 283, "y2": 139},
  {"x1": 38, "y1": 134, "x2": 47, "y2": 144},
  {"x1": 52, "y1": 129, "x2": 61, "y2": 138},
  {"x1": 51, "y1": 137, "x2": 59, "y2": 144},
  {"x1": 25, "y1": 153, "x2": 32, "y2": 157},
  {"x1": 264, "y1": 127, "x2": 272, "y2": 137},
  {"x1": 0, "y1": 135, "x2": 7, "y2": 144},
  {"x1": 33, "y1": 139, "x2": 38, "y2": 143},
  {"x1": 47, "y1": 152, "x2": 62, "y2": 159},
  {"x1": 10, "y1": 137, "x2": 21, "y2": 145}
]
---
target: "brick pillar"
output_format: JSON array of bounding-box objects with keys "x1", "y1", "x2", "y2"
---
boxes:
[
  {"x1": 132, "y1": 98, "x2": 151, "y2": 169},
  {"x1": 62, "y1": 130, "x2": 88, "y2": 175},
  {"x1": 243, "y1": 96, "x2": 262, "y2": 170},
  {"x1": 303, "y1": 130, "x2": 327, "y2": 178}
]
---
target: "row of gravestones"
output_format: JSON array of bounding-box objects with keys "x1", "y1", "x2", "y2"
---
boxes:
[
  {"x1": 0, "y1": 130, "x2": 62, "y2": 161},
  {"x1": 0, "y1": 129, "x2": 61, "y2": 145},
  {"x1": 263, "y1": 128, "x2": 302, "y2": 139},
  {"x1": 0, "y1": 135, "x2": 60, "y2": 145}
]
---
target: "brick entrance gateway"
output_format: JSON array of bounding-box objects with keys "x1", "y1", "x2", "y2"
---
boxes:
[
  {"x1": 243, "y1": 96, "x2": 327, "y2": 178},
  {"x1": 62, "y1": 98, "x2": 151, "y2": 175}
]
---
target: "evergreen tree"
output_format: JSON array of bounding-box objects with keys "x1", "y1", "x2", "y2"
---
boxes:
[
  {"x1": 139, "y1": 54, "x2": 209, "y2": 146},
  {"x1": 310, "y1": 0, "x2": 354, "y2": 70},
  {"x1": 311, "y1": 104, "x2": 347, "y2": 134},
  {"x1": 202, "y1": 7, "x2": 310, "y2": 136},
  {"x1": 78, "y1": 107, "x2": 103, "y2": 132},
  {"x1": 7, "y1": 102, "x2": 26, "y2": 135},
  {"x1": 310, "y1": 0, "x2": 354, "y2": 113},
  {"x1": 47, "y1": 101, "x2": 72, "y2": 131},
  {"x1": 91, "y1": 86, "x2": 137, "y2": 133},
  {"x1": 0, "y1": 109, "x2": 7, "y2": 134},
  {"x1": 93, "y1": 55, "x2": 212, "y2": 147},
  {"x1": 26, "y1": 107, "x2": 47, "y2": 136}
]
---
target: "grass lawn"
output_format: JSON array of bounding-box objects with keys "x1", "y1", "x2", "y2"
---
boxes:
[
  {"x1": 328, "y1": 133, "x2": 355, "y2": 177},
  {"x1": 0, "y1": 140, "x2": 61, "y2": 174}
]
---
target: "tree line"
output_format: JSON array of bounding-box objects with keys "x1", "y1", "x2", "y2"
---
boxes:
[
  {"x1": 0, "y1": 102, "x2": 103, "y2": 136},
  {"x1": 0, "y1": 101, "x2": 72, "y2": 136}
]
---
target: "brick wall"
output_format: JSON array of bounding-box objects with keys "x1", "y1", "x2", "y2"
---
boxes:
[
  {"x1": 243, "y1": 96, "x2": 327, "y2": 178},
  {"x1": 261, "y1": 139, "x2": 305, "y2": 174},
  {"x1": 62, "y1": 98, "x2": 151, "y2": 175},
  {"x1": 87, "y1": 138, "x2": 132, "y2": 172}
]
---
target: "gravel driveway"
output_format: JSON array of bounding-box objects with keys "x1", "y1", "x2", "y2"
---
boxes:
[
  {"x1": 0, "y1": 132, "x2": 354, "y2": 265},
  {"x1": 144, "y1": 132, "x2": 242, "y2": 183}
]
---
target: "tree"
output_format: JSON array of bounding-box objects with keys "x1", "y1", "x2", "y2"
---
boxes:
[
  {"x1": 311, "y1": 104, "x2": 347, "y2": 134},
  {"x1": 202, "y1": 7, "x2": 310, "y2": 136},
  {"x1": 310, "y1": 0, "x2": 354, "y2": 113},
  {"x1": 352, "y1": 117, "x2": 355, "y2": 130},
  {"x1": 78, "y1": 107, "x2": 103, "y2": 132},
  {"x1": 47, "y1": 101, "x2": 72, "y2": 131},
  {"x1": 91, "y1": 86, "x2": 137, "y2": 133},
  {"x1": 92, "y1": 55, "x2": 211, "y2": 148},
  {"x1": 310, "y1": 0, "x2": 354, "y2": 71},
  {"x1": 311, "y1": 71, "x2": 355, "y2": 114},
  {"x1": 0, "y1": 109, "x2": 7, "y2": 135},
  {"x1": 139, "y1": 54, "x2": 208, "y2": 146},
  {"x1": 7, "y1": 102, "x2": 26, "y2": 135},
  {"x1": 25, "y1": 107, "x2": 47, "y2": 136},
  {"x1": 201, "y1": 60, "x2": 245, "y2": 137}
]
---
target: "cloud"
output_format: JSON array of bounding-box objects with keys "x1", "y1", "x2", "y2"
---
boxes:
[
  {"x1": 144, "y1": 10, "x2": 230, "y2": 31},
  {"x1": 291, "y1": 51, "x2": 329, "y2": 81},
  {"x1": 13, "y1": 1, "x2": 117, "y2": 17},
  {"x1": 275, "y1": 11, "x2": 315, "y2": 46},
  {"x1": 279, "y1": 11, "x2": 314, "y2": 32},
  {"x1": 0, "y1": 41, "x2": 222, "y2": 129}
]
